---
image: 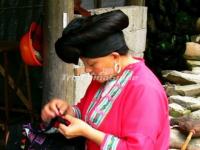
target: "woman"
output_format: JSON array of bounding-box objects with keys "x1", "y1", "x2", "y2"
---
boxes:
[{"x1": 41, "y1": 10, "x2": 170, "y2": 150}]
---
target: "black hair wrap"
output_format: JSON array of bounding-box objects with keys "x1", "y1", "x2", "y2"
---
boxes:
[{"x1": 55, "y1": 10, "x2": 129, "y2": 64}]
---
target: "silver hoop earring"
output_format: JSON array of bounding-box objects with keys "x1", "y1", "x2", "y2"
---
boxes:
[{"x1": 114, "y1": 62, "x2": 121, "y2": 74}]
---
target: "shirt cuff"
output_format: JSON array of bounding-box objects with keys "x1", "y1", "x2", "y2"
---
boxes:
[
  {"x1": 72, "y1": 106, "x2": 82, "y2": 119},
  {"x1": 100, "y1": 134, "x2": 120, "y2": 150}
]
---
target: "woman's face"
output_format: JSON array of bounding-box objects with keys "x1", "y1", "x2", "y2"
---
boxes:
[{"x1": 81, "y1": 53, "x2": 119, "y2": 83}]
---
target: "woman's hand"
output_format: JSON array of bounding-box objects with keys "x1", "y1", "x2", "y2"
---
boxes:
[
  {"x1": 58, "y1": 114, "x2": 89, "y2": 139},
  {"x1": 58, "y1": 115, "x2": 105, "y2": 145},
  {"x1": 41, "y1": 99, "x2": 74, "y2": 122}
]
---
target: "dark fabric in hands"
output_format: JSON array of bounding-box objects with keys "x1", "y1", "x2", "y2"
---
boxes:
[{"x1": 5, "y1": 121, "x2": 85, "y2": 150}]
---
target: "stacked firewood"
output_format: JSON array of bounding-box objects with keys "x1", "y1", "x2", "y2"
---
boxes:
[
  {"x1": 143, "y1": 1, "x2": 200, "y2": 149},
  {"x1": 162, "y1": 37, "x2": 200, "y2": 150}
]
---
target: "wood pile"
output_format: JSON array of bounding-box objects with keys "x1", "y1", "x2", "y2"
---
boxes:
[{"x1": 162, "y1": 37, "x2": 200, "y2": 150}]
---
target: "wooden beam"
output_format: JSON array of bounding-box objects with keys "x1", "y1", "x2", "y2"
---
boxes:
[
  {"x1": 0, "y1": 107, "x2": 31, "y2": 113},
  {"x1": 126, "y1": 0, "x2": 145, "y2": 6},
  {"x1": 42, "y1": 0, "x2": 75, "y2": 105},
  {"x1": 0, "y1": 64, "x2": 32, "y2": 111},
  {"x1": 0, "y1": 41, "x2": 18, "y2": 53},
  {"x1": 3, "y1": 52, "x2": 9, "y2": 131}
]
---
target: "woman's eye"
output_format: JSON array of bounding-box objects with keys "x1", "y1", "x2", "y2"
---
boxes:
[{"x1": 89, "y1": 63, "x2": 96, "y2": 67}]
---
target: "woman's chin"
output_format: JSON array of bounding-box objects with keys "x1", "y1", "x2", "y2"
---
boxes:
[
  {"x1": 92, "y1": 78, "x2": 107, "y2": 83},
  {"x1": 92, "y1": 75, "x2": 115, "y2": 83},
  {"x1": 95, "y1": 79, "x2": 107, "y2": 83},
  {"x1": 92, "y1": 76, "x2": 109, "y2": 83}
]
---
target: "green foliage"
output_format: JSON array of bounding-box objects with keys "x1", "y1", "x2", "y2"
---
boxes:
[{"x1": 144, "y1": 0, "x2": 199, "y2": 83}]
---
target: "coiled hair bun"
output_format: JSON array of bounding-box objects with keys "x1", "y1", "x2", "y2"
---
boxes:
[
  {"x1": 55, "y1": 37, "x2": 80, "y2": 64},
  {"x1": 63, "y1": 10, "x2": 129, "y2": 43},
  {"x1": 55, "y1": 10, "x2": 129, "y2": 64}
]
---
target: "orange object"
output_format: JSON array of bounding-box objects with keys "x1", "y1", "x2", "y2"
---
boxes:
[
  {"x1": 19, "y1": 22, "x2": 43, "y2": 66},
  {"x1": 74, "y1": 0, "x2": 91, "y2": 16}
]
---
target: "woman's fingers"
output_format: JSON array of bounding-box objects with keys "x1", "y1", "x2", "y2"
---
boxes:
[
  {"x1": 58, "y1": 120, "x2": 79, "y2": 139},
  {"x1": 49, "y1": 102, "x2": 60, "y2": 115},
  {"x1": 58, "y1": 123, "x2": 71, "y2": 138},
  {"x1": 41, "y1": 99, "x2": 67, "y2": 121},
  {"x1": 41, "y1": 105, "x2": 56, "y2": 121},
  {"x1": 58, "y1": 115, "x2": 75, "y2": 134},
  {"x1": 63, "y1": 114, "x2": 74, "y2": 122},
  {"x1": 51, "y1": 99, "x2": 69, "y2": 115},
  {"x1": 58, "y1": 103, "x2": 68, "y2": 115}
]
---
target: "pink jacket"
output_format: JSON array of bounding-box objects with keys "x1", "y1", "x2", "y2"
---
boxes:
[{"x1": 75, "y1": 59, "x2": 170, "y2": 150}]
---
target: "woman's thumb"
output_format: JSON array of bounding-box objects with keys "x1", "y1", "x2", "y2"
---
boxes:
[{"x1": 63, "y1": 114, "x2": 73, "y2": 125}]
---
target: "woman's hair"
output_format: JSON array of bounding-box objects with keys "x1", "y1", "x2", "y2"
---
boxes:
[{"x1": 55, "y1": 10, "x2": 129, "y2": 64}]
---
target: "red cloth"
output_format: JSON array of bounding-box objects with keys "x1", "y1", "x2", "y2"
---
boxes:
[{"x1": 76, "y1": 59, "x2": 170, "y2": 150}]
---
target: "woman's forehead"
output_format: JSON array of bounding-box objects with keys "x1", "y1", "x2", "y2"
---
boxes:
[
  {"x1": 81, "y1": 57, "x2": 97, "y2": 63},
  {"x1": 82, "y1": 56, "x2": 111, "y2": 63}
]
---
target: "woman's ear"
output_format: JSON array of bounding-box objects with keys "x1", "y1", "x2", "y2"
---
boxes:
[{"x1": 111, "y1": 52, "x2": 120, "y2": 60}]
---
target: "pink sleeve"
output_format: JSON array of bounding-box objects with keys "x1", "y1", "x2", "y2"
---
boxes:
[
  {"x1": 72, "y1": 91, "x2": 88, "y2": 119},
  {"x1": 100, "y1": 134, "x2": 154, "y2": 150},
  {"x1": 101, "y1": 83, "x2": 169, "y2": 150}
]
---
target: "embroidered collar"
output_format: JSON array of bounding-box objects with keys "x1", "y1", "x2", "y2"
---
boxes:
[{"x1": 85, "y1": 68, "x2": 134, "y2": 127}]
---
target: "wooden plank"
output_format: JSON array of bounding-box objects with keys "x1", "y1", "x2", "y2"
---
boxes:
[
  {"x1": 0, "y1": 64, "x2": 32, "y2": 111},
  {"x1": 3, "y1": 52, "x2": 9, "y2": 131},
  {"x1": 0, "y1": 41, "x2": 18, "y2": 52},
  {"x1": 0, "y1": 107, "x2": 31, "y2": 113}
]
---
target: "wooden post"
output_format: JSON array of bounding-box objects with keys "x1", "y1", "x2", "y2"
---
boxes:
[
  {"x1": 3, "y1": 52, "x2": 9, "y2": 132},
  {"x1": 94, "y1": 0, "x2": 102, "y2": 8},
  {"x1": 126, "y1": 0, "x2": 145, "y2": 6},
  {"x1": 42, "y1": 0, "x2": 75, "y2": 105},
  {"x1": 63, "y1": 0, "x2": 76, "y2": 104}
]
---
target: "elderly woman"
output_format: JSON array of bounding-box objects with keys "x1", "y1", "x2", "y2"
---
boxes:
[{"x1": 41, "y1": 10, "x2": 170, "y2": 150}]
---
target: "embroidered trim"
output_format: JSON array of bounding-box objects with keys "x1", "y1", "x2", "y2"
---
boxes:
[
  {"x1": 85, "y1": 86, "x2": 104, "y2": 122},
  {"x1": 86, "y1": 70, "x2": 133, "y2": 127},
  {"x1": 72, "y1": 106, "x2": 82, "y2": 119},
  {"x1": 102, "y1": 135, "x2": 120, "y2": 150}
]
